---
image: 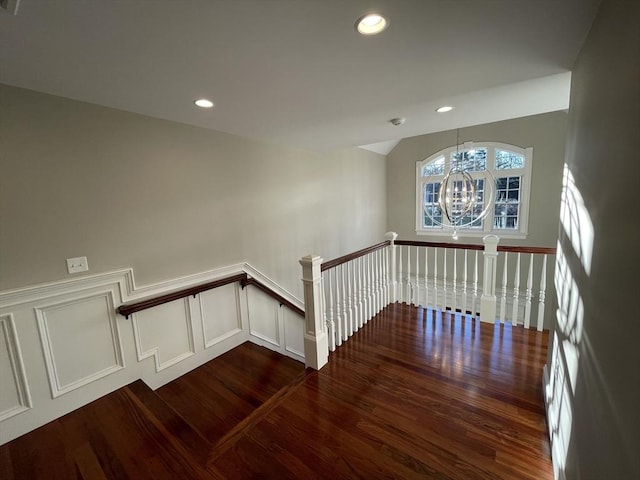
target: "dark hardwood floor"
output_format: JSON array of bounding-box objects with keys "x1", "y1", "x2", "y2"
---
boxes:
[{"x1": 0, "y1": 303, "x2": 553, "y2": 479}]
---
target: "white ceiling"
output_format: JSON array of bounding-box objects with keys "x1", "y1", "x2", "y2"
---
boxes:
[{"x1": 0, "y1": 0, "x2": 600, "y2": 154}]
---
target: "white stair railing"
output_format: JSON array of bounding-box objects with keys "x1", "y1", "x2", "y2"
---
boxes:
[
  {"x1": 493, "y1": 247, "x2": 555, "y2": 329},
  {"x1": 300, "y1": 233, "x2": 555, "y2": 369},
  {"x1": 393, "y1": 239, "x2": 486, "y2": 319},
  {"x1": 388, "y1": 237, "x2": 555, "y2": 328}
]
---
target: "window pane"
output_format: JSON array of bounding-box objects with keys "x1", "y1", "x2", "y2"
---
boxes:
[
  {"x1": 423, "y1": 156, "x2": 445, "y2": 176},
  {"x1": 494, "y1": 175, "x2": 522, "y2": 229},
  {"x1": 424, "y1": 206, "x2": 442, "y2": 227},
  {"x1": 452, "y1": 148, "x2": 487, "y2": 172},
  {"x1": 496, "y1": 149, "x2": 525, "y2": 170},
  {"x1": 423, "y1": 182, "x2": 442, "y2": 227}
]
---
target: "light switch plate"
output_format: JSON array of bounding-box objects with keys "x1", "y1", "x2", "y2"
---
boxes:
[{"x1": 66, "y1": 256, "x2": 89, "y2": 274}]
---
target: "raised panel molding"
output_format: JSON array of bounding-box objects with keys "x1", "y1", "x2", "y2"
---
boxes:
[
  {"x1": 35, "y1": 292, "x2": 124, "y2": 398},
  {"x1": 0, "y1": 314, "x2": 32, "y2": 421},
  {"x1": 283, "y1": 309, "x2": 305, "y2": 359},
  {"x1": 131, "y1": 298, "x2": 195, "y2": 372},
  {"x1": 248, "y1": 288, "x2": 281, "y2": 347},
  {"x1": 199, "y1": 283, "x2": 243, "y2": 348}
]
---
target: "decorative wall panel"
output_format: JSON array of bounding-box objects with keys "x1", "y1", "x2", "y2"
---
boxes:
[
  {"x1": 247, "y1": 288, "x2": 280, "y2": 347},
  {"x1": 35, "y1": 292, "x2": 124, "y2": 398},
  {"x1": 0, "y1": 314, "x2": 32, "y2": 420},
  {"x1": 283, "y1": 308, "x2": 304, "y2": 359},
  {"x1": 132, "y1": 298, "x2": 195, "y2": 372},
  {"x1": 199, "y1": 283, "x2": 242, "y2": 348}
]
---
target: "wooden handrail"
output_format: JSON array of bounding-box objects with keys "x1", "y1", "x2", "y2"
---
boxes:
[
  {"x1": 241, "y1": 277, "x2": 304, "y2": 317},
  {"x1": 321, "y1": 241, "x2": 391, "y2": 271},
  {"x1": 117, "y1": 272, "x2": 305, "y2": 319},
  {"x1": 395, "y1": 240, "x2": 484, "y2": 251},
  {"x1": 395, "y1": 239, "x2": 556, "y2": 255},
  {"x1": 117, "y1": 273, "x2": 247, "y2": 318},
  {"x1": 497, "y1": 245, "x2": 557, "y2": 254}
]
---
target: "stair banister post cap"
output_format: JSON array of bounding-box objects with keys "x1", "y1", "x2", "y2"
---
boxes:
[
  {"x1": 385, "y1": 231, "x2": 398, "y2": 242},
  {"x1": 299, "y1": 255, "x2": 323, "y2": 265},
  {"x1": 482, "y1": 235, "x2": 500, "y2": 246}
]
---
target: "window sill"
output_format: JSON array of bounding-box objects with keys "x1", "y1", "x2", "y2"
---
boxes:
[{"x1": 415, "y1": 229, "x2": 528, "y2": 240}]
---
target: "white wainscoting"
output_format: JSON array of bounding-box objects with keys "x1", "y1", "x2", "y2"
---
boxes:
[
  {"x1": 0, "y1": 263, "x2": 304, "y2": 445},
  {"x1": 0, "y1": 314, "x2": 32, "y2": 422}
]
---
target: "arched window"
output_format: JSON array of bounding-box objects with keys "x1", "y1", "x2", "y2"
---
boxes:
[{"x1": 416, "y1": 142, "x2": 533, "y2": 238}]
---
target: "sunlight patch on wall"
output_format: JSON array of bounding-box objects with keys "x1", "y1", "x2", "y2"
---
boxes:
[
  {"x1": 559, "y1": 164, "x2": 594, "y2": 276},
  {"x1": 546, "y1": 163, "x2": 594, "y2": 479}
]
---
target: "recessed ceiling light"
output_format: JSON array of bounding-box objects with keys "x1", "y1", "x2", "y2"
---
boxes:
[
  {"x1": 436, "y1": 106, "x2": 454, "y2": 113},
  {"x1": 194, "y1": 98, "x2": 214, "y2": 108},
  {"x1": 356, "y1": 13, "x2": 388, "y2": 35}
]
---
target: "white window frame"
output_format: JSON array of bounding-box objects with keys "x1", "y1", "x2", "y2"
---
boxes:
[{"x1": 415, "y1": 141, "x2": 533, "y2": 239}]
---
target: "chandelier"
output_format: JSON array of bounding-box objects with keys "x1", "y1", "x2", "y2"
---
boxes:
[{"x1": 424, "y1": 129, "x2": 495, "y2": 239}]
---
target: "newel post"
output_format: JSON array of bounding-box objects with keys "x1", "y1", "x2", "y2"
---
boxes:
[
  {"x1": 480, "y1": 235, "x2": 500, "y2": 323},
  {"x1": 300, "y1": 255, "x2": 328, "y2": 370},
  {"x1": 385, "y1": 232, "x2": 398, "y2": 303}
]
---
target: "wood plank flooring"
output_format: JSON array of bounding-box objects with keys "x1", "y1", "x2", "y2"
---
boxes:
[{"x1": 0, "y1": 303, "x2": 553, "y2": 479}]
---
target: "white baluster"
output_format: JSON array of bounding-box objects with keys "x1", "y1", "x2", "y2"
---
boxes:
[
  {"x1": 376, "y1": 249, "x2": 384, "y2": 313},
  {"x1": 524, "y1": 254, "x2": 534, "y2": 329},
  {"x1": 357, "y1": 256, "x2": 365, "y2": 329},
  {"x1": 372, "y1": 252, "x2": 378, "y2": 315},
  {"x1": 351, "y1": 259, "x2": 360, "y2": 331},
  {"x1": 452, "y1": 249, "x2": 458, "y2": 315},
  {"x1": 433, "y1": 247, "x2": 438, "y2": 310},
  {"x1": 511, "y1": 252, "x2": 521, "y2": 325},
  {"x1": 415, "y1": 246, "x2": 420, "y2": 306},
  {"x1": 371, "y1": 251, "x2": 378, "y2": 315},
  {"x1": 424, "y1": 246, "x2": 429, "y2": 309},
  {"x1": 359, "y1": 256, "x2": 366, "y2": 326},
  {"x1": 341, "y1": 264, "x2": 348, "y2": 341},
  {"x1": 385, "y1": 232, "x2": 398, "y2": 304},
  {"x1": 347, "y1": 261, "x2": 354, "y2": 336},
  {"x1": 462, "y1": 249, "x2": 468, "y2": 316},
  {"x1": 471, "y1": 250, "x2": 479, "y2": 319},
  {"x1": 443, "y1": 248, "x2": 448, "y2": 311},
  {"x1": 398, "y1": 246, "x2": 404, "y2": 304},
  {"x1": 321, "y1": 274, "x2": 327, "y2": 335},
  {"x1": 327, "y1": 269, "x2": 336, "y2": 351},
  {"x1": 500, "y1": 252, "x2": 508, "y2": 324},
  {"x1": 383, "y1": 245, "x2": 389, "y2": 307},
  {"x1": 364, "y1": 254, "x2": 375, "y2": 322},
  {"x1": 335, "y1": 267, "x2": 343, "y2": 346},
  {"x1": 376, "y1": 250, "x2": 383, "y2": 314},
  {"x1": 537, "y1": 254, "x2": 548, "y2": 331},
  {"x1": 369, "y1": 253, "x2": 376, "y2": 317},
  {"x1": 405, "y1": 246, "x2": 412, "y2": 305},
  {"x1": 366, "y1": 253, "x2": 373, "y2": 322}
]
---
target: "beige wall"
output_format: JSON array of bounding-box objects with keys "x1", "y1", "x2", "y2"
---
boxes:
[
  {"x1": 386, "y1": 111, "x2": 568, "y2": 247},
  {"x1": 547, "y1": 0, "x2": 640, "y2": 477},
  {"x1": 0, "y1": 85, "x2": 387, "y2": 296}
]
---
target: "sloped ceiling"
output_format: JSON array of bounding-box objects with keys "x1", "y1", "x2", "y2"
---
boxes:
[{"x1": 0, "y1": 0, "x2": 600, "y2": 153}]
